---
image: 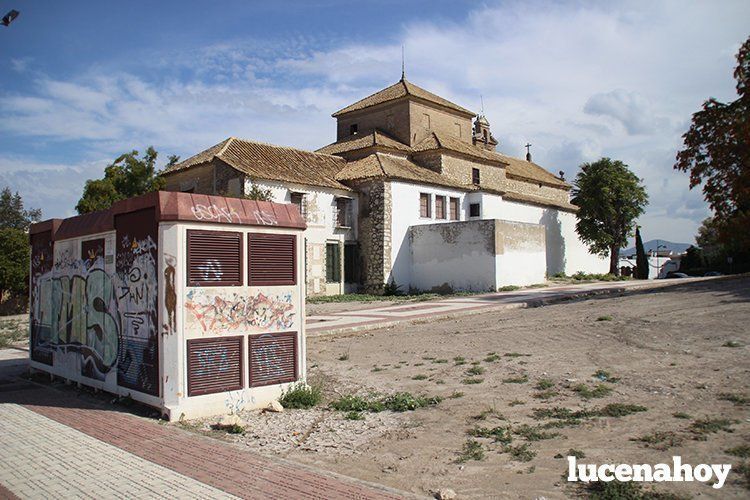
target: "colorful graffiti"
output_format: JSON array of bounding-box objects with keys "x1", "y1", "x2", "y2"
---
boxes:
[{"x1": 184, "y1": 289, "x2": 295, "y2": 334}]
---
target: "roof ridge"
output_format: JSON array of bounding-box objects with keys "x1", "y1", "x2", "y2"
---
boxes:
[
  {"x1": 222, "y1": 136, "x2": 346, "y2": 162},
  {"x1": 373, "y1": 153, "x2": 388, "y2": 176},
  {"x1": 216, "y1": 137, "x2": 235, "y2": 157}
]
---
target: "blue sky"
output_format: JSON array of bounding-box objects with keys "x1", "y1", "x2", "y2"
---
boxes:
[{"x1": 1, "y1": 0, "x2": 748, "y2": 244}]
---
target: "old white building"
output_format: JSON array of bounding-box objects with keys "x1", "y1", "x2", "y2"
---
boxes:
[{"x1": 164, "y1": 77, "x2": 607, "y2": 295}]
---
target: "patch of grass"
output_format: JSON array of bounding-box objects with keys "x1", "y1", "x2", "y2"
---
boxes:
[
  {"x1": 329, "y1": 392, "x2": 442, "y2": 413},
  {"x1": 734, "y1": 462, "x2": 750, "y2": 490},
  {"x1": 498, "y1": 285, "x2": 521, "y2": 292},
  {"x1": 466, "y1": 366, "x2": 485, "y2": 376},
  {"x1": 338, "y1": 352, "x2": 350, "y2": 361},
  {"x1": 593, "y1": 369, "x2": 620, "y2": 383},
  {"x1": 532, "y1": 403, "x2": 647, "y2": 422},
  {"x1": 504, "y1": 352, "x2": 530, "y2": 358},
  {"x1": 484, "y1": 353, "x2": 501, "y2": 362},
  {"x1": 596, "y1": 315, "x2": 613, "y2": 321},
  {"x1": 371, "y1": 366, "x2": 384, "y2": 372},
  {"x1": 0, "y1": 319, "x2": 27, "y2": 348},
  {"x1": 527, "y1": 283, "x2": 548, "y2": 288},
  {"x1": 722, "y1": 340, "x2": 742, "y2": 348},
  {"x1": 583, "y1": 480, "x2": 678, "y2": 500},
  {"x1": 718, "y1": 392, "x2": 749, "y2": 406},
  {"x1": 726, "y1": 445, "x2": 750, "y2": 458},
  {"x1": 457, "y1": 439, "x2": 485, "y2": 462},
  {"x1": 448, "y1": 391, "x2": 464, "y2": 399},
  {"x1": 672, "y1": 412, "x2": 692, "y2": 419},
  {"x1": 421, "y1": 356, "x2": 435, "y2": 361},
  {"x1": 631, "y1": 431, "x2": 684, "y2": 450},
  {"x1": 503, "y1": 375, "x2": 529, "y2": 384},
  {"x1": 467, "y1": 425, "x2": 513, "y2": 444},
  {"x1": 214, "y1": 423, "x2": 245, "y2": 434},
  {"x1": 535, "y1": 378, "x2": 555, "y2": 390},
  {"x1": 411, "y1": 374, "x2": 428, "y2": 380},
  {"x1": 329, "y1": 395, "x2": 371, "y2": 412},
  {"x1": 278, "y1": 383, "x2": 323, "y2": 409},
  {"x1": 453, "y1": 356, "x2": 466, "y2": 365},
  {"x1": 513, "y1": 424, "x2": 559, "y2": 441},
  {"x1": 502, "y1": 443, "x2": 536, "y2": 462},
  {"x1": 508, "y1": 400, "x2": 526, "y2": 406},
  {"x1": 689, "y1": 418, "x2": 736, "y2": 440},
  {"x1": 470, "y1": 407, "x2": 505, "y2": 421},
  {"x1": 573, "y1": 383, "x2": 613, "y2": 399},
  {"x1": 462, "y1": 377, "x2": 484, "y2": 385},
  {"x1": 533, "y1": 389, "x2": 560, "y2": 400},
  {"x1": 432, "y1": 358, "x2": 448, "y2": 364},
  {"x1": 597, "y1": 403, "x2": 648, "y2": 417},
  {"x1": 567, "y1": 448, "x2": 586, "y2": 459},
  {"x1": 344, "y1": 411, "x2": 364, "y2": 421}
]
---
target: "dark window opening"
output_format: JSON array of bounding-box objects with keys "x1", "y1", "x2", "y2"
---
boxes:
[
  {"x1": 326, "y1": 242, "x2": 341, "y2": 283},
  {"x1": 472, "y1": 168, "x2": 481, "y2": 185},
  {"x1": 449, "y1": 197, "x2": 460, "y2": 220},
  {"x1": 344, "y1": 243, "x2": 360, "y2": 284},
  {"x1": 419, "y1": 193, "x2": 431, "y2": 218},
  {"x1": 290, "y1": 192, "x2": 306, "y2": 220},
  {"x1": 335, "y1": 197, "x2": 352, "y2": 227},
  {"x1": 349, "y1": 123, "x2": 358, "y2": 135},
  {"x1": 469, "y1": 203, "x2": 481, "y2": 218},
  {"x1": 435, "y1": 195, "x2": 446, "y2": 219},
  {"x1": 187, "y1": 230, "x2": 242, "y2": 286},
  {"x1": 248, "y1": 233, "x2": 296, "y2": 286}
]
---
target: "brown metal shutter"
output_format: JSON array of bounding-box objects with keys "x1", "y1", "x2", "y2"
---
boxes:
[
  {"x1": 247, "y1": 233, "x2": 296, "y2": 286},
  {"x1": 248, "y1": 332, "x2": 297, "y2": 387},
  {"x1": 187, "y1": 230, "x2": 242, "y2": 286},
  {"x1": 187, "y1": 336, "x2": 243, "y2": 396}
]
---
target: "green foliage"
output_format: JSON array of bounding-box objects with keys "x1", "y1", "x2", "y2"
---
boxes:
[
  {"x1": 467, "y1": 425, "x2": 512, "y2": 444},
  {"x1": 76, "y1": 147, "x2": 176, "y2": 214},
  {"x1": 461, "y1": 377, "x2": 484, "y2": 385},
  {"x1": 535, "y1": 378, "x2": 555, "y2": 390},
  {"x1": 0, "y1": 228, "x2": 30, "y2": 301},
  {"x1": 0, "y1": 187, "x2": 41, "y2": 231},
  {"x1": 498, "y1": 285, "x2": 520, "y2": 291},
  {"x1": 383, "y1": 278, "x2": 403, "y2": 296},
  {"x1": 244, "y1": 183, "x2": 274, "y2": 201},
  {"x1": 572, "y1": 157, "x2": 648, "y2": 274},
  {"x1": 675, "y1": 37, "x2": 750, "y2": 250},
  {"x1": 466, "y1": 366, "x2": 485, "y2": 376},
  {"x1": 596, "y1": 315, "x2": 613, "y2": 321},
  {"x1": 718, "y1": 392, "x2": 748, "y2": 405},
  {"x1": 635, "y1": 226, "x2": 649, "y2": 279},
  {"x1": 502, "y1": 443, "x2": 536, "y2": 462},
  {"x1": 584, "y1": 480, "x2": 684, "y2": 500},
  {"x1": 344, "y1": 411, "x2": 365, "y2": 421},
  {"x1": 726, "y1": 445, "x2": 750, "y2": 458},
  {"x1": 329, "y1": 392, "x2": 442, "y2": 413},
  {"x1": 278, "y1": 382, "x2": 323, "y2": 409},
  {"x1": 503, "y1": 375, "x2": 529, "y2": 384},
  {"x1": 457, "y1": 439, "x2": 485, "y2": 462}
]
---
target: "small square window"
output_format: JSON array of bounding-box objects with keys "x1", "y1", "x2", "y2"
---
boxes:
[
  {"x1": 472, "y1": 168, "x2": 481, "y2": 185},
  {"x1": 349, "y1": 124, "x2": 358, "y2": 135},
  {"x1": 435, "y1": 196, "x2": 446, "y2": 219},
  {"x1": 469, "y1": 203, "x2": 481, "y2": 218},
  {"x1": 419, "y1": 193, "x2": 432, "y2": 218}
]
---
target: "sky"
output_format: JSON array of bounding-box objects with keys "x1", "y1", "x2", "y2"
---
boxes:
[{"x1": 0, "y1": 0, "x2": 748, "y2": 245}]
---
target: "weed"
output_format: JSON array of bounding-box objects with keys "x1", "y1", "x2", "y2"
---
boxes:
[
  {"x1": 278, "y1": 383, "x2": 322, "y2": 409},
  {"x1": 329, "y1": 395, "x2": 371, "y2": 412},
  {"x1": 567, "y1": 448, "x2": 586, "y2": 459},
  {"x1": 503, "y1": 374, "x2": 529, "y2": 384},
  {"x1": 502, "y1": 443, "x2": 536, "y2": 462},
  {"x1": 434, "y1": 379, "x2": 445, "y2": 385},
  {"x1": 371, "y1": 366, "x2": 384, "y2": 372},
  {"x1": 462, "y1": 377, "x2": 484, "y2": 385},
  {"x1": 584, "y1": 480, "x2": 673, "y2": 499},
  {"x1": 338, "y1": 352, "x2": 350, "y2": 361},
  {"x1": 504, "y1": 352, "x2": 530, "y2": 358},
  {"x1": 498, "y1": 285, "x2": 521, "y2": 292},
  {"x1": 597, "y1": 403, "x2": 647, "y2": 417},
  {"x1": 672, "y1": 412, "x2": 692, "y2": 419},
  {"x1": 573, "y1": 383, "x2": 613, "y2": 399},
  {"x1": 470, "y1": 360, "x2": 482, "y2": 365},
  {"x1": 466, "y1": 366, "x2": 486, "y2": 376},
  {"x1": 344, "y1": 411, "x2": 364, "y2": 421},
  {"x1": 514, "y1": 424, "x2": 559, "y2": 441},
  {"x1": 596, "y1": 315, "x2": 613, "y2": 321},
  {"x1": 535, "y1": 378, "x2": 555, "y2": 390},
  {"x1": 457, "y1": 439, "x2": 485, "y2": 462},
  {"x1": 413, "y1": 362, "x2": 424, "y2": 367},
  {"x1": 448, "y1": 391, "x2": 465, "y2": 399},
  {"x1": 484, "y1": 353, "x2": 501, "y2": 362},
  {"x1": 532, "y1": 403, "x2": 646, "y2": 421},
  {"x1": 412, "y1": 374, "x2": 428, "y2": 380},
  {"x1": 689, "y1": 418, "x2": 736, "y2": 440},
  {"x1": 508, "y1": 400, "x2": 526, "y2": 406},
  {"x1": 593, "y1": 369, "x2": 620, "y2": 383},
  {"x1": 718, "y1": 393, "x2": 748, "y2": 406},
  {"x1": 433, "y1": 358, "x2": 448, "y2": 364},
  {"x1": 453, "y1": 356, "x2": 466, "y2": 365},
  {"x1": 221, "y1": 424, "x2": 245, "y2": 434},
  {"x1": 470, "y1": 407, "x2": 505, "y2": 421},
  {"x1": 631, "y1": 431, "x2": 684, "y2": 450},
  {"x1": 533, "y1": 389, "x2": 560, "y2": 400},
  {"x1": 329, "y1": 392, "x2": 441, "y2": 413},
  {"x1": 722, "y1": 340, "x2": 742, "y2": 348},
  {"x1": 421, "y1": 356, "x2": 435, "y2": 361},
  {"x1": 726, "y1": 445, "x2": 750, "y2": 458},
  {"x1": 468, "y1": 425, "x2": 512, "y2": 444}
]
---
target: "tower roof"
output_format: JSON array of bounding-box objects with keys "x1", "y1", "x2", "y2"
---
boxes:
[{"x1": 332, "y1": 78, "x2": 476, "y2": 117}]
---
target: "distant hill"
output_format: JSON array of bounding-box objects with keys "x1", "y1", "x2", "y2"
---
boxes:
[{"x1": 621, "y1": 239, "x2": 692, "y2": 256}]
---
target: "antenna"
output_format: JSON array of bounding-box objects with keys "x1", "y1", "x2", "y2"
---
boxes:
[
  {"x1": 401, "y1": 45, "x2": 405, "y2": 80},
  {"x1": 480, "y1": 94, "x2": 485, "y2": 115}
]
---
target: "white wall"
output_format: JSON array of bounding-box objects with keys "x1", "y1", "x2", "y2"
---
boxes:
[{"x1": 494, "y1": 220, "x2": 547, "y2": 287}]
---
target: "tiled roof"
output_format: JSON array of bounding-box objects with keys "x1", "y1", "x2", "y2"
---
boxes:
[
  {"x1": 503, "y1": 191, "x2": 578, "y2": 212},
  {"x1": 316, "y1": 130, "x2": 412, "y2": 155},
  {"x1": 413, "y1": 132, "x2": 509, "y2": 165},
  {"x1": 332, "y1": 78, "x2": 475, "y2": 117},
  {"x1": 336, "y1": 153, "x2": 472, "y2": 191},
  {"x1": 164, "y1": 137, "x2": 350, "y2": 191},
  {"x1": 496, "y1": 153, "x2": 570, "y2": 189}
]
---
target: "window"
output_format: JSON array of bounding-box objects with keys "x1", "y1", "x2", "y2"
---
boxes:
[
  {"x1": 469, "y1": 203, "x2": 481, "y2": 218},
  {"x1": 248, "y1": 233, "x2": 296, "y2": 286},
  {"x1": 344, "y1": 243, "x2": 360, "y2": 283},
  {"x1": 335, "y1": 197, "x2": 352, "y2": 227},
  {"x1": 449, "y1": 197, "x2": 460, "y2": 220},
  {"x1": 187, "y1": 230, "x2": 242, "y2": 286},
  {"x1": 326, "y1": 242, "x2": 341, "y2": 282},
  {"x1": 435, "y1": 196, "x2": 446, "y2": 219},
  {"x1": 455, "y1": 123, "x2": 462, "y2": 138},
  {"x1": 472, "y1": 168, "x2": 481, "y2": 185},
  {"x1": 419, "y1": 193, "x2": 431, "y2": 218},
  {"x1": 290, "y1": 192, "x2": 307, "y2": 220},
  {"x1": 422, "y1": 113, "x2": 430, "y2": 129},
  {"x1": 349, "y1": 123, "x2": 358, "y2": 135}
]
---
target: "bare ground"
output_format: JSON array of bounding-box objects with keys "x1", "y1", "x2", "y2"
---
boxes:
[{"x1": 192, "y1": 278, "x2": 750, "y2": 499}]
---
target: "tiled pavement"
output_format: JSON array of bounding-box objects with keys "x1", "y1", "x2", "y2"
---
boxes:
[
  {"x1": 0, "y1": 364, "x2": 407, "y2": 499},
  {"x1": 305, "y1": 277, "x2": 716, "y2": 336}
]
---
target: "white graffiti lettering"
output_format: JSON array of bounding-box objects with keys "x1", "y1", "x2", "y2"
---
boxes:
[{"x1": 191, "y1": 204, "x2": 240, "y2": 223}]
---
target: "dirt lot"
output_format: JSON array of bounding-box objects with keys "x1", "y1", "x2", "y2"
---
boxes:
[{"x1": 194, "y1": 278, "x2": 750, "y2": 499}]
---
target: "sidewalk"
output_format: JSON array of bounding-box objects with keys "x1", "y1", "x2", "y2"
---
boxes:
[
  {"x1": 0, "y1": 358, "x2": 407, "y2": 500},
  {"x1": 306, "y1": 277, "x2": 717, "y2": 336}
]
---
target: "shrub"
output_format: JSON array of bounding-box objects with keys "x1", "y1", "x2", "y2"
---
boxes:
[
  {"x1": 278, "y1": 382, "x2": 323, "y2": 409},
  {"x1": 457, "y1": 439, "x2": 485, "y2": 462}
]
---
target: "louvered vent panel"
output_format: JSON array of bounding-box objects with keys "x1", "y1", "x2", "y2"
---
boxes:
[
  {"x1": 248, "y1": 332, "x2": 297, "y2": 387},
  {"x1": 187, "y1": 336, "x2": 243, "y2": 396},
  {"x1": 187, "y1": 230, "x2": 242, "y2": 286},
  {"x1": 248, "y1": 233, "x2": 296, "y2": 286}
]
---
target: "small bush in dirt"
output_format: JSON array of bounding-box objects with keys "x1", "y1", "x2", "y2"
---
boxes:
[
  {"x1": 689, "y1": 418, "x2": 736, "y2": 440},
  {"x1": 470, "y1": 407, "x2": 504, "y2": 421},
  {"x1": 534, "y1": 389, "x2": 560, "y2": 400},
  {"x1": 672, "y1": 412, "x2": 692, "y2": 419},
  {"x1": 344, "y1": 411, "x2": 364, "y2": 421},
  {"x1": 593, "y1": 369, "x2": 620, "y2": 383},
  {"x1": 432, "y1": 358, "x2": 448, "y2": 364},
  {"x1": 484, "y1": 353, "x2": 501, "y2": 362},
  {"x1": 211, "y1": 423, "x2": 245, "y2": 434},
  {"x1": 279, "y1": 383, "x2": 323, "y2": 409},
  {"x1": 338, "y1": 352, "x2": 350, "y2": 361},
  {"x1": 457, "y1": 439, "x2": 485, "y2": 462},
  {"x1": 498, "y1": 285, "x2": 520, "y2": 292},
  {"x1": 503, "y1": 375, "x2": 529, "y2": 384},
  {"x1": 504, "y1": 352, "x2": 530, "y2": 358},
  {"x1": 382, "y1": 392, "x2": 441, "y2": 412},
  {"x1": 722, "y1": 340, "x2": 742, "y2": 348},
  {"x1": 448, "y1": 391, "x2": 464, "y2": 399},
  {"x1": 718, "y1": 392, "x2": 748, "y2": 406},
  {"x1": 596, "y1": 315, "x2": 613, "y2": 321},
  {"x1": 509, "y1": 400, "x2": 525, "y2": 406},
  {"x1": 453, "y1": 356, "x2": 466, "y2": 365},
  {"x1": 631, "y1": 431, "x2": 684, "y2": 450},
  {"x1": 466, "y1": 366, "x2": 485, "y2": 376},
  {"x1": 462, "y1": 377, "x2": 484, "y2": 385},
  {"x1": 467, "y1": 425, "x2": 512, "y2": 444},
  {"x1": 330, "y1": 395, "x2": 371, "y2": 412},
  {"x1": 412, "y1": 374, "x2": 428, "y2": 380},
  {"x1": 573, "y1": 383, "x2": 613, "y2": 399},
  {"x1": 596, "y1": 403, "x2": 647, "y2": 417},
  {"x1": 567, "y1": 448, "x2": 586, "y2": 459},
  {"x1": 514, "y1": 424, "x2": 559, "y2": 441},
  {"x1": 726, "y1": 445, "x2": 750, "y2": 458},
  {"x1": 536, "y1": 378, "x2": 555, "y2": 390},
  {"x1": 502, "y1": 443, "x2": 535, "y2": 462}
]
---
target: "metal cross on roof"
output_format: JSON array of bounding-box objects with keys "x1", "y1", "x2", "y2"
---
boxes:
[{"x1": 525, "y1": 143, "x2": 532, "y2": 154}]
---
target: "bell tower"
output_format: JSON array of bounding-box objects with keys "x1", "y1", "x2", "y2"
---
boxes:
[{"x1": 472, "y1": 114, "x2": 498, "y2": 151}]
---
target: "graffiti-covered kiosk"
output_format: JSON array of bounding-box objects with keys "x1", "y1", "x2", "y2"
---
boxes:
[{"x1": 29, "y1": 191, "x2": 306, "y2": 419}]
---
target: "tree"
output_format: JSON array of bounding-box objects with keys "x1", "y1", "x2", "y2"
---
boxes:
[
  {"x1": 0, "y1": 187, "x2": 41, "y2": 230},
  {"x1": 0, "y1": 228, "x2": 30, "y2": 303},
  {"x1": 244, "y1": 183, "x2": 274, "y2": 201},
  {"x1": 76, "y1": 147, "x2": 179, "y2": 214},
  {"x1": 675, "y1": 36, "x2": 750, "y2": 248},
  {"x1": 572, "y1": 158, "x2": 649, "y2": 275},
  {"x1": 635, "y1": 226, "x2": 649, "y2": 279}
]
